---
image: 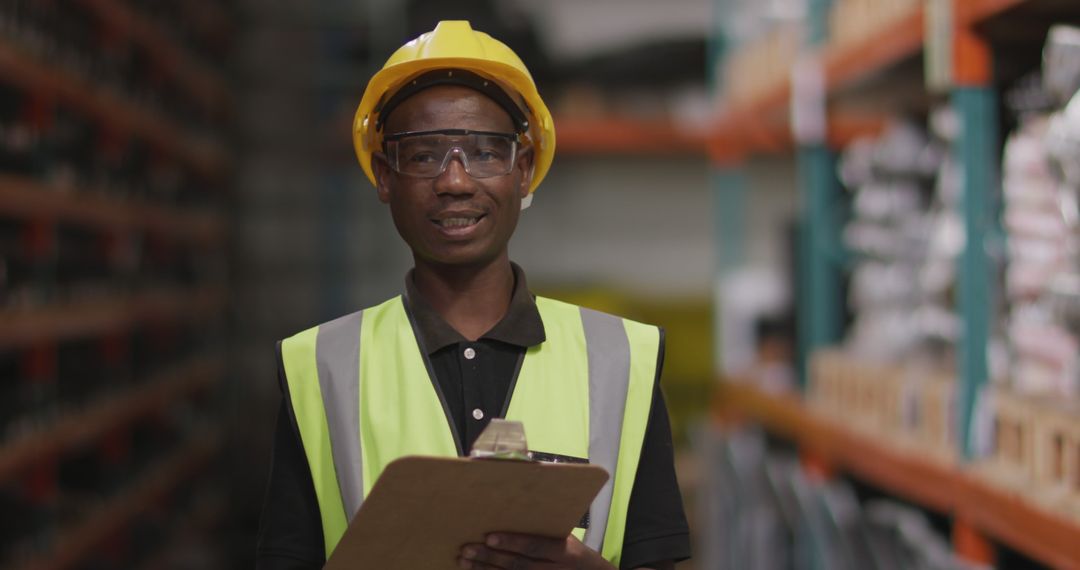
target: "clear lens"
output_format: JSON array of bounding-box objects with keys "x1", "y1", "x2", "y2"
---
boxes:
[{"x1": 388, "y1": 132, "x2": 517, "y2": 179}]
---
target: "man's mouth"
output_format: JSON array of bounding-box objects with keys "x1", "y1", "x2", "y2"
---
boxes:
[{"x1": 435, "y1": 216, "x2": 483, "y2": 228}]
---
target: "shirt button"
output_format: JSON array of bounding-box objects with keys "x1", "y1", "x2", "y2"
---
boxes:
[
  {"x1": 472, "y1": 408, "x2": 484, "y2": 420},
  {"x1": 464, "y1": 347, "x2": 476, "y2": 360}
]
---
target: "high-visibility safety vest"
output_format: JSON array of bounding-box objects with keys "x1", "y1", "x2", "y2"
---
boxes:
[{"x1": 280, "y1": 295, "x2": 660, "y2": 566}]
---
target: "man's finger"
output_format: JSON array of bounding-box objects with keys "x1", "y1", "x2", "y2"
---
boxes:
[
  {"x1": 458, "y1": 556, "x2": 509, "y2": 570},
  {"x1": 461, "y1": 544, "x2": 518, "y2": 569},
  {"x1": 460, "y1": 543, "x2": 551, "y2": 570},
  {"x1": 485, "y1": 533, "x2": 566, "y2": 561}
]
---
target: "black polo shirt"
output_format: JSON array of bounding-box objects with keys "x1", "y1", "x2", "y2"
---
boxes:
[{"x1": 256, "y1": 264, "x2": 691, "y2": 569}]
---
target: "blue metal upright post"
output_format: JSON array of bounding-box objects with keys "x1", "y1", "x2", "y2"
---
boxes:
[
  {"x1": 795, "y1": 0, "x2": 843, "y2": 388},
  {"x1": 953, "y1": 87, "x2": 997, "y2": 460},
  {"x1": 950, "y1": 20, "x2": 999, "y2": 461},
  {"x1": 797, "y1": 146, "x2": 844, "y2": 386},
  {"x1": 808, "y1": 0, "x2": 832, "y2": 46},
  {"x1": 713, "y1": 169, "x2": 748, "y2": 275},
  {"x1": 711, "y1": 167, "x2": 748, "y2": 374}
]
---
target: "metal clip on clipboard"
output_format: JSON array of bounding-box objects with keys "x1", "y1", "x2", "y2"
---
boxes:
[{"x1": 468, "y1": 419, "x2": 535, "y2": 462}]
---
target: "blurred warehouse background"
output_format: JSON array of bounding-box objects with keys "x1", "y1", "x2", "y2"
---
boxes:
[{"x1": 2, "y1": 0, "x2": 1080, "y2": 569}]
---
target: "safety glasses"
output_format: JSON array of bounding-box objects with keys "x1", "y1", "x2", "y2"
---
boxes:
[{"x1": 383, "y1": 129, "x2": 520, "y2": 179}]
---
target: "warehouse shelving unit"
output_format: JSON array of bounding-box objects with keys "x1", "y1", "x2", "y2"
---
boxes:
[
  {"x1": 0, "y1": 355, "x2": 223, "y2": 480},
  {"x1": 0, "y1": 36, "x2": 226, "y2": 176},
  {"x1": 0, "y1": 2, "x2": 231, "y2": 567},
  {"x1": 710, "y1": 0, "x2": 1080, "y2": 566},
  {"x1": 0, "y1": 287, "x2": 226, "y2": 346},
  {"x1": 0, "y1": 174, "x2": 225, "y2": 244},
  {"x1": 74, "y1": 0, "x2": 231, "y2": 115},
  {"x1": 15, "y1": 434, "x2": 220, "y2": 570}
]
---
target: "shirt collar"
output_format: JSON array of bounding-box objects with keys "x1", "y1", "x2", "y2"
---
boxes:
[{"x1": 403, "y1": 262, "x2": 546, "y2": 353}]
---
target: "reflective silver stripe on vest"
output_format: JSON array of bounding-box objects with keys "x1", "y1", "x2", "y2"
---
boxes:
[
  {"x1": 579, "y1": 307, "x2": 632, "y2": 553},
  {"x1": 316, "y1": 310, "x2": 365, "y2": 520}
]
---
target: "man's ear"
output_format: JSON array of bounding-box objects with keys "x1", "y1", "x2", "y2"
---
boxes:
[
  {"x1": 516, "y1": 146, "x2": 535, "y2": 199},
  {"x1": 371, "y1": 152, "x2": 393, "y2": 204}
]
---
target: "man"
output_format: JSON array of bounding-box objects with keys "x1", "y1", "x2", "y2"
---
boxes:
[{"x1": 257, "y1": 21, "x2": 690, "y2": 570}]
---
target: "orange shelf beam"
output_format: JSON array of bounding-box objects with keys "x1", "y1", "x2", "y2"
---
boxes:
[
  {"x1": 0, "y1": 287, "x2": 227, "y2": 348},
  {"x1": 76, "y1": 0, "x2": 231, "y2": 116},
  {"x1": 0, "y1": 355, "x2": 223, "y2": 480},
  {"x1": 556, "y1": 117, "x2": 707, "y2": 156},
  {"x1": 16, "y1": 434, "x2": 220, "y2": 570},
  {"x1": 0, "y1": 38, "x2": 228, "y2": 178},
  {"x1": 710, "y1": 113, "x2": 886, "y2": 161},
  {"x1": 714, "y1": 381, "x2": 1080, "y2": 569},
  {"x1": 0, "y1": 174, "x2": 225, "y2": 245},
  {"x1": 956, "y1": 472, "x2": 1080, "y2": 569},
  {"x1": 829, "y1": 115, "x2": 888, "y2": 146}
]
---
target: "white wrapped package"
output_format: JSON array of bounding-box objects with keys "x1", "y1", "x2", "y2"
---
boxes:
[
  {"x1": 1009, "y1": 320, "x2": 1078, "y2": 375},
  {"x1": 1003, "y1": 174, "x2": 1060, "y2": 210},
  {"x1": 1043, "y1": 25, "x2": 1080, "y2": 106},
  {"x1": 1006, "y1": 260, "x2": 1060, "y2": 299},
  {"x1": 1003, "y1": 208, "x2": 1068, "y2": 241}
]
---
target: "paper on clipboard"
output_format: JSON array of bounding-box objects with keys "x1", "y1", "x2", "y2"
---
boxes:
[{"x1": 323, "y1": 455, "x2": 609, "y2": 570}]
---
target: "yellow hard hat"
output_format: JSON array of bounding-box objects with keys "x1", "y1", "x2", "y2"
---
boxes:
[{"x1": 353, "y1": 20, "x2": 555, "y2": 195}]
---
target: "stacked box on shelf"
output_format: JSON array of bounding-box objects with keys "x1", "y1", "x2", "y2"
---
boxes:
[
  {"x1": 810, "y1": 350, "x2": 957, "y2": 463},
  {"x1": 1029, "y1": 397, "x2": 1080, "y2": 516},
  {"x1": 983, "y1": 388, "x2": 1080, "y2": 520},
  {"x1": 810, "y1": 350, "x2": 905, "y2": 433},
  {"x1": 722, "y1": 23, "x2": 801, "y2": 106},
  {"x1": 984, "y1": 389, "x2": 1038, "y2": 487},
  {"x1": 913, "y1": 369, "x2": 956, "y2": 464},
  {"x1": 828, "y1": 0, "x2": 921, "y2": 51},
  {"x1": 808, "y1": 350, "x2": 841, "y2": 413},
  {"x1": 0, "y1": 1, "x2": 231, "y2": 568}
]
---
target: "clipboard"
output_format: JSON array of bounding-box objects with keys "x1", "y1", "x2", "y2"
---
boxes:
[{"x1": 323, "y1": 455, "x2": 609, "y2": 569}]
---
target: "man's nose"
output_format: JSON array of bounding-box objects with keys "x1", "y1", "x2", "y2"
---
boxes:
[{"x1": 433, "y1": 150, "x2": 475, "y2": 195}]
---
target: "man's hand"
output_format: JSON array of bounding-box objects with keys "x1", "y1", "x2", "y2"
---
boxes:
[{"x1": 458, "y1": 533, "x2": 614, "y2": 570}]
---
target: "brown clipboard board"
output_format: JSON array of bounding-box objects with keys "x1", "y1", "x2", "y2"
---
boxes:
[{"x1": 323, "y1": 455, "x2": 609, "y2": 570}]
